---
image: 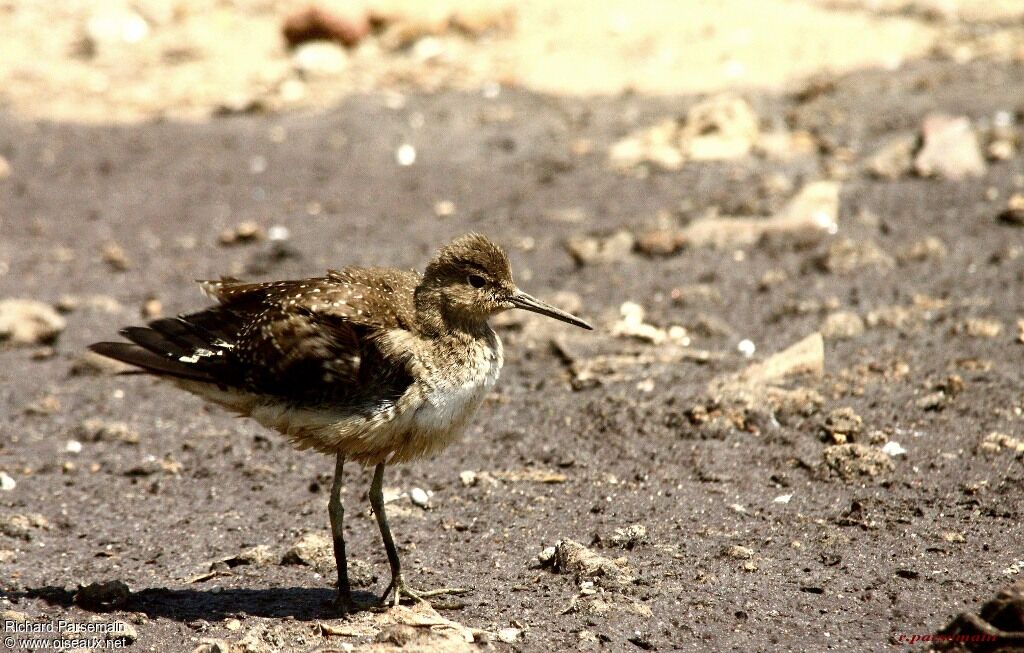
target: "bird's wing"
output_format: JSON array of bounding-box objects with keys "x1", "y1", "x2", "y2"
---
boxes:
[{"x1": 90, "y1": 268, "x2": 422, "y2": 407}]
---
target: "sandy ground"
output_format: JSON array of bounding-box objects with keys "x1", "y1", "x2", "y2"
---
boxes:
[
  {"x1": 2, "y1": 1, "x2": 1024, "y2": 653},
  {"x1": 1, "y1": 0, "x2": 1023, "y2": 123}
]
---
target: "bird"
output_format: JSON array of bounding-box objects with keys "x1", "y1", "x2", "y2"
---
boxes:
[{"x1": 89, "y1": 233, "x2": 592, "y2": 615}]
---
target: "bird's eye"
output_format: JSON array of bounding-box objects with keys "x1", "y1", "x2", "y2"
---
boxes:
[{"x1": 467, "y1": 274, "x2": 486, "y2": 289}]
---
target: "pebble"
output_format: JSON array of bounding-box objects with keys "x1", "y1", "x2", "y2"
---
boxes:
[
  {"x1": 821, "y1": 407, "x2": 863, "y2": 444},
  {"x1": 497, "y1": 628, "x2": 522, "y2": 643},
  {"x1": 864, "y1": 133, "x2": 916, "y2": 180},
  {"x1": 997, "y1": 194, "x2": 1024, "y2": 226},
  {"x1": 0, "y1": 299, "x2": 67, "y2": 345},
  {"x1": 65, "y1": 440, "x2": 83, "y2": 454},
  {"x1": 225, "y1": 618, "x2": 242, "y2": 631},
  {"x1": 396, "y1": 143, "x2": 417, "y2": 166},
  {"x1": 882, "y1": 441, "x2": 907, "y2": 457},
  {"x1": 565, "y1": 230, "x2": 634, "y2": 266},
  {"x1": 726, "y1": 545, "x2": 754, "y2": 560},
  {"x1": 219, "y1": 221, "x2": 264, "y2": 246},
  {"x1": 897, "y1": 237, "x2": 948, "y2": 264},
  {"x1": 192, "y1": 640, "x2": 231, "y2": 653},
  {"x1": 819, "y1": 238, "x2": 894, "y2": 275},
  {"x1": 76, "y1": 419, "x2": 140, "y2": 444},
  {"x1": 84, "y1": 8, "x2": 149, "y2": 50},
  {"x1": 102, "y1": 242, "x2": 131, "y2": 271},
  {"x1": 0, "y1": 472, "x2": 15, "y2": 491},
  {"x1": 737, "y1": 339, "x2": 756, "y2": 357},
  {"x1": 824, "y1": 444, "x2": 895, "y2": 478},
  {"x1": 821, "y1": 311, "x2": 865, "y2": 340},
  {"x1": 608, "y1": 524, "x2": 648, "y2": 549},
  {"x1": 0, "y1": 155, "x2": 10, "y2": 179},
  {"x1": 962, "y1": 318, "x2": 1003, "y2": 339},
  {"x1": 914, "y1": 113, "x2": 986, "y2": 180},
  {"x1": 409, "y1": 487, "x2": 430, "y2": 508},
  {"x1": 459, "y1": 470, "x2": 477, "y2": 486},
  {"x1": 292, "y1": 41, "x2": 348, "y2": 77}
]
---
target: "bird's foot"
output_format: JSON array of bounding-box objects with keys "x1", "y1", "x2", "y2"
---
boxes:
[
  {"x1": 380, "y1": 574, "x2": 469, "y2": 609},
  {"x1": 332, "y1": 590, "x2": 354, "y2": 616}
]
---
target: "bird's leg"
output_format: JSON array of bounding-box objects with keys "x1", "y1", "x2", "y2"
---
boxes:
[
  {"x1": 328, "y1": 453, "x2": 352, "y2": 615},
  {"x1": 369, "y1": 463, "x2": 469, "y2": 608}
]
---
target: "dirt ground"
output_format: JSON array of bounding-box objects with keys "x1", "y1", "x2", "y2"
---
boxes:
[{"x1": 2, "y1": 2, "x2": 1024, "y2": 653}]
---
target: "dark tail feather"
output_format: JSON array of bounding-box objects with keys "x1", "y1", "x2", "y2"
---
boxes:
[{"x1": 88, "y1": 342, "x2": 214, "y2": 383}]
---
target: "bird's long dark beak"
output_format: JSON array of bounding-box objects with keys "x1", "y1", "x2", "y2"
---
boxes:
[{"x1": 509, "y1": 291, "x2": 593, "y2": 330}]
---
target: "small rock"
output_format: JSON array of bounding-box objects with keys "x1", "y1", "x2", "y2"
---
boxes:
[
  {"x1": 914, "y1": 113, "x2": 986, "y2": 180},
  {"x1": 74, "y1": 580, "x2": 130, "y2": 611},
  {"x1": 610, "y1": 302, "x2": 686, "y2": 346},
  {"x1": 433, "y1": 200, "x2": 456, "y2": 218},
  {"x1": 281, "y1": 533, "x2": 333, "y2": 574},
  {"x1": 634, "y1": 228, "x2": 684, "y2": 256},
  {"x1": 102, "y1": 242, "x2": 130, "y2": 271},
  {"x1": 25, "y1": 394, "x2": 61, "y2": 415},
  {"x1": 142, "y1": 297, "x2": 162, "y2": 318},
  {"x1": 0, "y1": 155, "x2": 11, "y2": 179},
  {"x1": 725, "y1": 545, "x2": 755, "y2": 560},
  {"x1": 0, "y1": 472, "x2": 15, "y2": 491},
  {"x1": 409, "y1": 487, "x2": 430, "y2": 508},
  {"x1": 234, "y1": 630, "x2": 273, "y2": 653},
  {"x1": 565, "y1": 230, "x2": 634, "y2": 266},
  {"x1": 997, "y1": 194, "x2": 1024, "y2": 226},
  {"x1": 681, "y1": 94, "x2": 760, "y2": 161},
  {"x1": 216, "y1": 545, "x2": 276, "y2": 570},
  {"x1": 607, "y1": 524, "x2": 648, "y2": 549},
  {"x1": 916, "y1": 391, "x2": 948, "y2": 411},
  {"x1": 218, "y1": 221, "x2": 264, "y2": 246},
  {"x1": 282, "y1": 6, "x2": 370, "y2": 48},
  {"x1": 458, "y1": 470, "x2": 477, "y2": 486},
  {"x1": 76, "y1": 419, "x2": 140, "y2": 444},
  {"x1": 824, "y1": 444, "x2": 895, "y2": 478},
  {"x1": 961, "y1": 318, "x2": 1003, "y2": 339},
  {"x1": 550, "y1": 539, "x2": 634, "y2": 588},
  {"x1": 0, "y1": 299, "x2": 66, "y2": 345},
  {"x1": 980, "y1": 432, "x2": 1024, "y2": 454},
  {"x1": 864, "y1": 133, "x2": 916, "y2": 180},
  {"x1": 882, "y1": 441, "x2": 907, "y2": 457},
  {"x1": 192, "y1": 640, "x2": 231, "y2": 653},
  {"x1": 225, "y1": 618, "x2": 242, "y2": 631},
  {"x1": 1017, "y1": 319, "x2": 1024, "y2": 344},
  {"x1": 395, "y1": 143, "x2": 416, "y2": 166},
  {"x1": 818, "y1": 238, "x2": 894, "y2": 275},
  {"x1": 671, "y1": 284, "x2": 723, "y2": 306},
  {"x1": 497, "y1": 628, "x2": 521, "y2": 644},
  {"x1": 820, "y1": 407, "x2": 862, "y2": 444},
  {"x1": 897, "y1": 237, "x2": 948, "y2": 264},
  {"x1": 83, "y1": 8, "x2": 149, "y2": 51},
  {"x1": 821, "y1": 311, "x2": 865, "y2": 340},
  {"x1": 292, "y1": 41, "x2": 348, "y2": 77}
]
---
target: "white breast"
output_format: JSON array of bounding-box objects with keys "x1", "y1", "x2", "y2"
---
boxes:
[{"x1": 413, "y1": 336, "x2": 503, "y2": 434}]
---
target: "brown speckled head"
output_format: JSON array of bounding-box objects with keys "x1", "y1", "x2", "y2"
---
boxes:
[{"x1": 416, "y1": 233, "x2": 592, "y2": 332}]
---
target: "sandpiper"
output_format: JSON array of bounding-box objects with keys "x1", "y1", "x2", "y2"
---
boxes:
[{"x1": 90, "y1": 233, "x2": 592, "y2": 614}]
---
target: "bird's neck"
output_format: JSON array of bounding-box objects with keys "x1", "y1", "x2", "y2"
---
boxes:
[{"x1": 413, "y1": 289, "x2": 492, "y2": 341}]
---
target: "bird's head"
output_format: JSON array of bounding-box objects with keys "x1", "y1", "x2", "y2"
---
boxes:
[{"x1": 416, "y1": 233, "x2": 592, "y2": 332}]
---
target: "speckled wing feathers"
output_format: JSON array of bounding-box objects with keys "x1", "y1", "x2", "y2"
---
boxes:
[{"x1": 93, "y1": 267, "x2": 422, "y2": 408}]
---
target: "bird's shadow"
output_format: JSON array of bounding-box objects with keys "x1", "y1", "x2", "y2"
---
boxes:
[{"x1": 6, "y1": 585, "x2": 381, "y2": 622}]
